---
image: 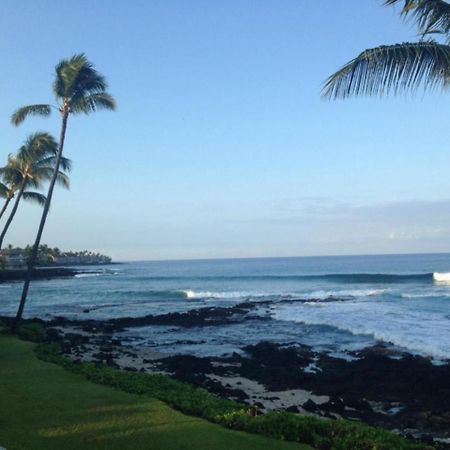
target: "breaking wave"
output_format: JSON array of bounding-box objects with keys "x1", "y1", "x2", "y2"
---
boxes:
[
  {"x1": 433, "y1": 272, "x2": 450, "y2": 282},
  {"x1": 180, "y1": 288, "x2": 386, "y2": 301},
  {"x1": 181, "y1": 290, "x2": 270, "y2": 300},
  {"x1": 74, "y1": 273, "x2": 104, "y2": 278}
]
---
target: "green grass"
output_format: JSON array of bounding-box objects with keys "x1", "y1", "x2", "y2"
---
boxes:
[{"x1": 0, "y1": 336, "x2": 308, "y2": 450}]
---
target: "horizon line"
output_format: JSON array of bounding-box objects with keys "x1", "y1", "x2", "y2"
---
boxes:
[{"x1": 117, "y1": 250, "x2": 450, "y2": 264}]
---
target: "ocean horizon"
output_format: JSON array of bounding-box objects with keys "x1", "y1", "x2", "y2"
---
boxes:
[{"x1": 117, "y1": 250, "x2": 450, "y2": 264}]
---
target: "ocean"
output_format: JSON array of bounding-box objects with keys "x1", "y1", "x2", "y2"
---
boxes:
[{"x1": 1, "y1": 253, "x2": 450, "y2": 360}]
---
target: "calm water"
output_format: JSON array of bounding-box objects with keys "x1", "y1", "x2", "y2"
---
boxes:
[{"x1": 1, "y1": 253, "x2": 450, "y2": 359}]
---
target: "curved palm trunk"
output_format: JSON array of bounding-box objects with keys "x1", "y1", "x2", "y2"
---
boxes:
[
  {"x1": 12, "y1": 109, "x2": 69, "y2": 333},
  {"x1": 0, "y1": 184, "x2": 26, "y2": 249},
  {"x1": 0, "y1": 196, "x2": 13, "y2": 222}
]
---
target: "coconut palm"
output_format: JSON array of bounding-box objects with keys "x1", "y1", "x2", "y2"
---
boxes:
[
  {"x1": 0, "y1": 133, "x2": 71, "y2": 249},
  {"x1": 322, "y1": 0, "x2": 450, "y2": 99},
  {"x1": 10, "y1": 54, "x2": 115, "y2": 332},
  {"x1": 0, "y1": 153, "x2": 47, "y2": 222}
]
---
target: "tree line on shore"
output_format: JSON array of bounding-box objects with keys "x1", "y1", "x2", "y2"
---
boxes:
[
  {"x1": 0, "y1": 54, "x2": 115, "y2": 332},
  {"x1": 0, "y1": 244, "x2": 112, "y2": 269}
]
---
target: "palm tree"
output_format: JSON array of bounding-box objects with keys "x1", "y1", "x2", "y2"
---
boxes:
[
  {"x1": 322, "y1": 0, "x2": 450, "y2": 99},
  {"x1": 0, "y1": 156, "x2": 40, "y2": 222},
  {"x1": 0, "y1": 133, "x2": 71, "y2": 249},
  {"x1": 10, "y1": 53, "x2": 116, "y2": 332}
]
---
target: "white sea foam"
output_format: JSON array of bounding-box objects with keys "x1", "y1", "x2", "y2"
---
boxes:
[
  {"x1": 181, "y1": 288, "x2": 386, "y2": 301},
  {"x1": 272, "y1": 301, "x2": 450, "y2": 359},
  {"x1": 303, "y1": 288, "x2": 386, "y2": 299},
  {"x1": 75, "y1": 273, "x2": 103, "y2": 278},
  {"x1": 433, "y1": 272, "x2": 450, "y2": 282},
  {"x1": 181, "y1": 290, "x2": 263, "y2": 299},
  {"x1": 401, "y1": 291, "x2": 450, "y2": 299}
]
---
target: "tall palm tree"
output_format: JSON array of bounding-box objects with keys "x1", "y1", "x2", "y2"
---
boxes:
[
  {"x1": 0, "y1": 133, "x2": 71, "y2": 249},
  {"x1": 322, "y1": 0, "x2": 450, "y2": 99},
  {"x1": 10, "y1": 53, "x2": 116, "y2": 332}
]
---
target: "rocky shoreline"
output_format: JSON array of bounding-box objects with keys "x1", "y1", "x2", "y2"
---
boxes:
[
  {"x1": 4, "y1": 304, "x2": 450, "y2": 448},
  {"x1": 0, "y1": 267, "x2": 103, "y2": 282}
]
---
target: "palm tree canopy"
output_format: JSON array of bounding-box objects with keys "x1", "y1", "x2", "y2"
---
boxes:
[
  {"x1": 386, "y1": 0, "x2": 450, "y2": 39},
  {"x1": 0, "y1": 154, "x2": 24, "y2": 189},
  {"x1": 11, "y1": 53, "x2": 116, "y2": 126},
  {"x1": 4, "y1": 133, "x2": 71, "y2": 191},
  {"x1": 323, "y1": 0, "x2": 450, "y2": 99}
]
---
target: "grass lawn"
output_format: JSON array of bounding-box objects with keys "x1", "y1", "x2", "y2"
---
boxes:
[{"x1": 0, "y1": 336, "x2": 310, "y2": 450}]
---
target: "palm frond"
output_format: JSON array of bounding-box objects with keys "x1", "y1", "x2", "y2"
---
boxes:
[
  {"x1": 11, "y1": 105, "x2": 52, "y2": 126},
  {"x1": 29, "y1": 166, "x2": 70, "y2": 189},
  {"x1": 322, "y1": 41, "x2": 450, "y2": 99},
  {"x1": 70, "y1": 92, "x2": 116, "y2": 114},
  {"x1": 55, "y1": 171, "x2": 70, "y2": 189},
  {"x1": 58, "y1": 156, "x2": 72, "y2": 172},
  {"x1": 0, "y1": 182, "x2": 8, "y2": 199},
  {"x1": 23, "y1": 176, "x2": 43, "y2": 190},
  {"x1": 71, "y1": 65, "x2": 107, "y2": 96},
  {"x1": 54, "y1": 58, "x2": 72, "y2": 99},
  {"x1": 22, "y1": 191, "x2": 47, "y2": 206},
  {"x1": 385, "y1": 0, "x2": 450, "y2": 39},
  {"x1": 38, "y1": 156, "x2": 72, "y2": 172}
]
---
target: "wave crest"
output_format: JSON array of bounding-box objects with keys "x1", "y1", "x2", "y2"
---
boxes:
[{"x1": 433, "y1": 272, "x2": 450, "y2": 282}]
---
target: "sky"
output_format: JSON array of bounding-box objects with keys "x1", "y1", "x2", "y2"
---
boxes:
[{"x1": 1, "y1": 0, "x2": 450, "y2": 261}]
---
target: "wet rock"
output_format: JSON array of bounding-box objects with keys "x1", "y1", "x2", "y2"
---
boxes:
[
  {"x1": 237, "y1": 342, "x2": 314, "y2": 390},
  {"x1": 303, "y1": 399, "x2": 318, "y2": 412},
  {"x1": 420, "y1": 434, "x2": 435, "y2": 445},
  {"x1": 286, "y1": 405, "x2": 300, "y2": 413}
]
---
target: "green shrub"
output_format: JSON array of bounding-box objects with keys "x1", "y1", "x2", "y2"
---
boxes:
[
  {"x1": 35, "y1": 343, "x2": 433, "y2": 450},
  {"x1": 18, "y1": 322, "x2": 46, "y2": 342}
]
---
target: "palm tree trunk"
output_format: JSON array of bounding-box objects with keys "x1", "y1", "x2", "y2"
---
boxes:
[
  {"x1": 0, "y1": 184, "x2": 26, "y2": 249},
  {"x1": 0, "y1": 196, "x2": 12, "y2": 222},
  {"x1": 12, "y1": 108, "x2": 69, "y2": 333}
]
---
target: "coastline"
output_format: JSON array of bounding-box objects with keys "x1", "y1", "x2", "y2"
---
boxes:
[{"x1": 4, "y1": 303, "x2": 449, "y2": 448}]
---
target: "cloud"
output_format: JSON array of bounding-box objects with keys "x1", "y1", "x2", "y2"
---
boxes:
[
  {"x1": 271, "y1": 197, "x2": 450, "y2": 225},
  {"x1": 259, "y1": 197, "x2": 450, "y2": 254}
]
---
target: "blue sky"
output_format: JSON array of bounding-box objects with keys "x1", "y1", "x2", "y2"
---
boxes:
[{"x1": 1, "y1": 0, "x2": 450, "y2": 260}]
